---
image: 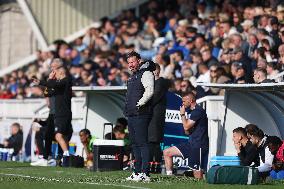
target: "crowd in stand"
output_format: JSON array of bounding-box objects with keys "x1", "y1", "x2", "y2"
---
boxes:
[{"x1": 1, "y1": 0, "x2": 284, "y2": 99}]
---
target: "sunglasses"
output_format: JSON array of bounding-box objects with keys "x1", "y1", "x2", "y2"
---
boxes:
[{"x1": 210, "y1": 69, "x2": 217, "y2": 73}]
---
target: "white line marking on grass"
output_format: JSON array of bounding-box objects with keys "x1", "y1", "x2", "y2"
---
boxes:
[{"x1": 0, "y1": 173, "x2": 150, "y2": 189}]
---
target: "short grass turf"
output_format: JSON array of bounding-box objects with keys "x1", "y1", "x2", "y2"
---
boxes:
[{"x1": 0, "y1": 162, "x2": 283, "y2": 189}]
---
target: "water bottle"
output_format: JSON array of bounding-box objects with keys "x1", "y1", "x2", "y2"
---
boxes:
[
  {"x1": 149, "y1": 162, "x2": 154, "y2": 173},
  {"x1": 7, "y1": 148, "x2": 14, "y2": 161},
  {"x1": 19, "y1": 151, "x2": 24, "y2": 162},
  {"x1": 0, "y1": 148, "x2": 3, "y2": 161},
  {"x1": 2, "y1": 149, "x2": 8, "y2": 161},
  {"x1": 161, "y1": 164, "x2": 166, "y2": 175},
  {"x1": 153, "y1": 162, "x2": 161, "y2": 173}
]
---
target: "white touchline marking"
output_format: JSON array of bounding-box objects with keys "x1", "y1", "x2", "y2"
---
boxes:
[{"x1": 0, "y1": 173, "x2": 150, "y2": 189}]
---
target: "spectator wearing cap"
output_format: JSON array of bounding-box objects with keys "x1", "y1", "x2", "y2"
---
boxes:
[
  {"x1": 231, "y1": 62, "x2": 247, "y2": 84},
  {"x1": 253, "y1": 68, "x2": 274, "y2": 83},
  {"x1": 230, "y1": 47, "x2": 253, "y2": 82}
]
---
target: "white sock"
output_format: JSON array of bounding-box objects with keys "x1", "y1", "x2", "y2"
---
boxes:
[
  {"x1": 63, "y1": 151, "x2": 70, "y2": 156},
  {"x1": 166, "y1": 170, "x2": 173, "y2": 175}
]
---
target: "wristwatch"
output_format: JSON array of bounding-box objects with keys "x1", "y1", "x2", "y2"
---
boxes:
[{"x1": 180, "y1": 114, "x2": 185, "y2": 117}]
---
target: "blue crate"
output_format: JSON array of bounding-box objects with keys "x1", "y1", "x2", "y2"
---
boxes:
[{"x1": 209, "y1": 156, "x2": 240, "y2": 167}]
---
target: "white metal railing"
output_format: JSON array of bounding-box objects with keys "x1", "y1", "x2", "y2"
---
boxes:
[{"x1": 271, "y1": 70, "x2": 284, "y2": 81}]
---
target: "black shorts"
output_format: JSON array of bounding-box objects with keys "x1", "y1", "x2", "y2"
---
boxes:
[
  {"x1": 54, "y1": 116, "x2": 73, "y2": 136},
  {"x1": 175, "y1": 142, "x2": 208, "y2": 170}
]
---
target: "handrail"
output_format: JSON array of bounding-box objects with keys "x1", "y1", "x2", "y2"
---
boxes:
[{"x1": 271, "y1": 70, "x2": 284, "y2": 80}]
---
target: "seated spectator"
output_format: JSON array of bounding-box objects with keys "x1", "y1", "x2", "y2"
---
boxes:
[
  {"x1": 209, "y1": 65, "x2": 230, "y2": 95},
  {"x1": 180, "y1": 80, "x2": 195, "y2": 94},
  {"x1": 193, "y1": 63, "x2": 210, "y2": 98},
  {"x1": 247, "y1": 127, "x2": 274, "y2": 178},
  {"x1": 245, "y1": 124, "x2": 262, "y2": 140},
  {"x1": 0, "y1": 123, "x2": 23, "y2": 156},
  {"x1": 266, "y1": 62, "x2": 281, "y2": 82},
  {"x1": 113, "y1": 124, "x2": 131, "y2": 164},
  {"x1": 231, "y1": 62, "x2": 247, "y2": 83},
  {"x1": 253, "y1": 68, "x2": 275, "y2": 83},
  {"x1": 116, "y1": 117, "x2": 128, "y2": 131},
  {"x1": 266, "y1": 136, "x2": 284, "y2": 179},
  {"x1": 79, "y1": 129, "x2": 96, "y2": 167},
  {"x1": 200, "y1": 47, "x2": 219, "y2": 68},
  {"x1": 232, "y1": 127, "x2": 259, "y2": 166},
  {"x1": 230, "y1": 47, "x2": 253, "y2": 82}
]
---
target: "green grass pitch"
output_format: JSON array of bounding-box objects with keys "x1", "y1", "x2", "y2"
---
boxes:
[{"x1": 0, "y1": 162, "x2": 283, "y2": 189}]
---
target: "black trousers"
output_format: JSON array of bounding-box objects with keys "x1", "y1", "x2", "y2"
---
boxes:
[
  {"x1": 128, "y1": 114, "x2": 151, "y2": 174},
  {"x1": 149, "y1": 142, "x2": 162, "y2": 162},
  {"x1": 43, "y1": 114, "x2": 55, "y2": 159}
]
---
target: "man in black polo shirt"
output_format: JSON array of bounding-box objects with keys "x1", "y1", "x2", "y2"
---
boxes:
[
  {"x1": 33, "y1": 62, "x2": 73, "y2": 166},
  {"x1": 232, "y1": 127, "x2": 259, "y2": 167},
  {"x1": 163, "y1": 92, "x2": 209, "y2": 179}
]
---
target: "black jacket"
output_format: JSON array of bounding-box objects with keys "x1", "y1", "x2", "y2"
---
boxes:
[
  {"x1": 148, "y1": 77, "x2": 171, "y2": 142},
  {"x1": 238, "y1": 140, "x2": 260, "y2": 167},
  {"x1": 40, "y1": 76, "x2": 72, "y2": 117},
  {"x1": 7, "y1": 131, "x2": 23, "y2": 155}
]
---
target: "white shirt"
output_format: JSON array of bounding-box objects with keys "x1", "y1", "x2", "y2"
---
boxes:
[
  {"x1": 195, "y1": 70, "x2": 210, "y2": 92},
  {"x1": 137, "y1": 71, "x2": 154, "y2": 107}
]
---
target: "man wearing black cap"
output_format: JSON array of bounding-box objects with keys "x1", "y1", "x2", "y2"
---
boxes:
[
  {"x1": 231, "y1": 61, "x2": 247, "y2": 84},
  {"x1": 124, "y1": 51, "x2": 155, "y2": 182},
  {"x1": 230, "y1": 47, "x2": 253, "y2": 82}
]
